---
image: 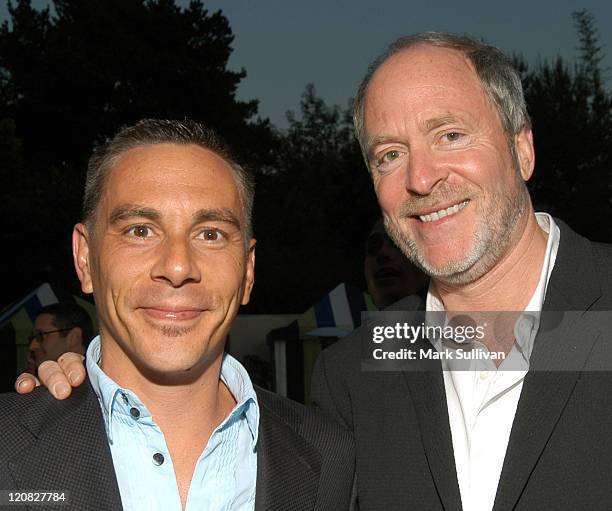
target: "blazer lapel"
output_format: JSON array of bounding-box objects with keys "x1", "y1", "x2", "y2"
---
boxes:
[
  {"x1": 494, "y1": 221, "x2": 603, "y2": 511},
  {"x1": 8, "y1": 384, "x2": 123, "y2": 511},
  {"x1": 255, "y1": 391, "x2": 321, "y2": 511},
  {"x1": 404, "y1": 368, "x2": 463, "y2": 511},
  {"x1": 392, "y1": 298, "x2": 462, "y2": 511}
]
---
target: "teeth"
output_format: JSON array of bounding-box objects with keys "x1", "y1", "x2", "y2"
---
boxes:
[{"x1": 419, "y1": 201, "x2": 468, "y2": 223}]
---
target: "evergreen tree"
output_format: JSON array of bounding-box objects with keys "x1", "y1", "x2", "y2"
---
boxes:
[{"x1": 0, "y1": 0, "x2": 275, "y2": 307}]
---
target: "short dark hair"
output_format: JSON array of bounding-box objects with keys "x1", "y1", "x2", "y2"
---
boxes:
[
  {"x1": 83, "y1": 119, "x2": 255, "y2": 240},
  {"x1": 37, "y1": 302, "x2": 95, "y2": 347},
  {"x1": 353, "y1": 32, "x2": 531, "y2": 165}
]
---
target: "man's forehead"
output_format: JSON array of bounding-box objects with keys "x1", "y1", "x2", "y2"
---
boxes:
[
  {"x1": 374, "y1": 44, "x2": 476, "y2": 83},
  {"x1": 103, "y1": 143, "x2": 240, "y2": 201},
  {"x1": 365, "y1": 45, "x2": 483, "y2": 110},
  {"x1": 362, "y1": 45, "x2": 494, "y2": 143},
  {"x1": 110, "y1": 142, "x2": 234, "y2": 181},
  {"x1": 34, "y1": 313, "x2": 55, "y2": 328}
]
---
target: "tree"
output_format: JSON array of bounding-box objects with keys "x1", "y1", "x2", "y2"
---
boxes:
[
  {"x1": 0, "y1": 0, "x2": 276, "y2": 307},
  {"x1": 0, "y1": 0, "x2": 274, "y2": 168},
  {"x1": 246, "y1": 85, "x2": 379, "y2": 312},
  {"x1": 521, "y1": 10, "x2": 611, "y2": 241}
]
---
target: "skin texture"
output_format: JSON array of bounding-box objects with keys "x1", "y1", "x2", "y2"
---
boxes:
[
  {"x1": 362, "y1": 44, "x2": 547, "y2": 312},
  {"x1": 17, "y1": 144, "x2": 255, "y2": 400},
  {"x1": 73, "y1": 143, "x2": 254, "y2": 389}
]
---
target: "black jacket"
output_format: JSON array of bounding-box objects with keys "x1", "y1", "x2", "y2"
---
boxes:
[
  {"x1": 0, "y1": 383, "x2": 356, "y2": 510},
  {"x1": 312, "y1": 219, "x2": 612, "y2": 511}
]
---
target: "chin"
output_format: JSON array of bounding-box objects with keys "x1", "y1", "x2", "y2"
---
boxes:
[{"x1": 135, "y1": 354, "x2": 214, "y2": 383}]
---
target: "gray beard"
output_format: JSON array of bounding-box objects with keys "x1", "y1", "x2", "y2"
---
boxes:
[{"x1": 384, "y1": 182, "x2": 529, "y2": 286}]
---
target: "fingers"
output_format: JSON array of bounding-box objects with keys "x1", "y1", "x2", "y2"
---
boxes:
[
  {"x1": 37, "y1": 360, "x2": 73, "y2": 400},
  {"x1": 57, "y1": 352, "x2": 87, "y2": 387},
  {"x1": 14, "y1": 353, "x2": 86, "y2": 400},
  {"x1": 14, "y1": 372, "x2": 40, "y2": 394}
]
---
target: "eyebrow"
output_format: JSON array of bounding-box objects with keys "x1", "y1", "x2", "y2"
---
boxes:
[
  {"x1": 109, "y1": 206, "x2": 160, "y2": 224},
  {"x1": 109, "y1": 205, "x2": 242, "y2": 230},
  {"x1": 364, "y1": 135, "x2": 399, "y2": 158},
  {"x1": 424, "y1": 115, "x2": 458, "y2": 131},
  {"x1": 193, "y1": 208, "x2": 242, "y2": 230}
]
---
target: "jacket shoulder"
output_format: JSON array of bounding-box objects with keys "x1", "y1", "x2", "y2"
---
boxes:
[
  {"x1": 592, "y1": 241, "x2": 612, "y2": 275},
  {"x1": 0, "y1": 389, "x2": 55, "y2": 443},
  {"x1": 256, "y1": 386, "x2": 353, "y2": 448},
  {"x1": 0, "y1": 386, "x2": 95, "y2": 457}
]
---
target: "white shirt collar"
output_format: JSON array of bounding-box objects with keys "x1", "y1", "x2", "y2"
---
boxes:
[
  {"x1": 426, "y1": 212, "x2": 560, "y2": 315},
  {"x1": 425, "y1": 213, "x2": 560, "y2": 363}
]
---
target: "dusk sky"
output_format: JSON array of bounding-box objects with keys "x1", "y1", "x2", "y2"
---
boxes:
[{"x1": 2, "y1": 1, "x2": 611, "y2": 129}]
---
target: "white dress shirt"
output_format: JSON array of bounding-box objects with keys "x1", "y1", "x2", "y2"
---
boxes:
[{"x1": 426, "y1": 213, "x2": 560, "y2": 511}]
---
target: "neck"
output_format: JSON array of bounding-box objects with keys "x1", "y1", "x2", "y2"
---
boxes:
[
  {"x1": 100, "y1": 343, "x2": 237, "y2": 508},
  {"x1": 433, "y1": 211, "x2": 548, "y2": 312},
  {"x1": 100, "y1": 344, "x2": 236, "y2": 438}
]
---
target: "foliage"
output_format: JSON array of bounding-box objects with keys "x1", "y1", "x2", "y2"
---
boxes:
[
  {"x1": 519, "y1": 9, "x2": 611, "y2": 241},
  {"x1": 247, "y1": 85, "x2": 378, "y2": 312},
  {"x1": 0, "y1": 0, "x2": 276, "y2": 307},
  {"x1": 0, "y1": 3, "x2": 609, "y2": 312}
]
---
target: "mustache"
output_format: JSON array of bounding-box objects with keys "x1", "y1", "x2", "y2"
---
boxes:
[{"x1": 396, "y1": 187, "x2": 473, "y2": 217}]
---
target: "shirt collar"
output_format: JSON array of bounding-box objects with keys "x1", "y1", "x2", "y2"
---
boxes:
[
  {"x1": 524, "y1": 213, "x2": 560, "y2": 312},
  {"x1": 425, "y1": 213, "x2": 560, "y2": 357},
  {"x1": 426, "y1": 213, "x2": 560, "y2": 315},
  {"x1": 86, "y1": 337, "x2": 260, "y2": 448},
  {"x1": 218, "y1": 352, "x2": 260, "y2": 448}
]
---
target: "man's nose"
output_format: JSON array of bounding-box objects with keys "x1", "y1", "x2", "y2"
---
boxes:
[
  {"x1": 404, "y1": 146, "x2": 448, "y2": 196},
  {"x1": 29, "y1": 337, "x2": 39, "y2": 351},
  {"x1": 151, "y1": 235, "x2": 202, "y2": 287}
]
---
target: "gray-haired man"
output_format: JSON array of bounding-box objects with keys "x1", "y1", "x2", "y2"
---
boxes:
[{"x1": 312, "y1": 32, "x2": 612, "y2": 511}]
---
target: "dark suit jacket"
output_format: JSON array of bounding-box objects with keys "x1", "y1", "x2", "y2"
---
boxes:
[
  {"x1": 0, "y1": 384, "x2": 355, "y2": 510},
  {"x1": 312, "y1": 220, "x2": 612, "y2": 511}
]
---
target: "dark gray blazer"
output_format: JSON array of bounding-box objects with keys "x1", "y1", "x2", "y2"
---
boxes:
[
  {"x1": 312, "y1": 220, "x2": 612, "y2": 511},
  {"x1": 0, "y1": 384, "x2": 356, "y2": 510}
]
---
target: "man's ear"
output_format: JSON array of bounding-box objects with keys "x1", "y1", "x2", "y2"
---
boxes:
[
  {"x1": 515, "y1": 127, "x2": 535, "y2": 181},
  {"x1": 73, "y1": 223, "x2": 93, "y2": 294},
  {"x1": 241, "y1": 238, "x2": 256, "y2": 306}
]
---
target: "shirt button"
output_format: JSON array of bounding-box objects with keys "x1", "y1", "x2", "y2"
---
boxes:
[
  {"x1": 130, "y1": 407, "x2": 140, "y2": 419},
  {"x1": 479, "y1": 371, "x2": 489, "y2": 380},
  {"x1": 152, "y1": 453, "x2": 164, "y2": 466}
]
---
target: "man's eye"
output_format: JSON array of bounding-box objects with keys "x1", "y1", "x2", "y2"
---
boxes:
[
  {"x1": 374, "y1": 149, "x2": 404, "y2": 170},
  {"x1": 198, "y1": 229, "x2": 224, "y2": 241},
  {"x1": 381, "y1": 150, "x2": 401, "y2": 163},
  {"x1": 441, "y1": 132, "x2": 464, "y2": 142},
  {"x1": 127, "y1": 225, "x2": 153, "y2": 238}
]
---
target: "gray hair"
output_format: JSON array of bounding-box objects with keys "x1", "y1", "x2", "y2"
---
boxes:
[
  {"x1": 83, "y1": 119, "x2": 255, "y2": 240},
  {"x1": 353, "y1": 32, "x2": 531, "y2": 164}
]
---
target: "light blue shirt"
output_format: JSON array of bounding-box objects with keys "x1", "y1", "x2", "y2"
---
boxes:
[{"x1": 86, "y1": 337, "x2": 259, "y2": 511}]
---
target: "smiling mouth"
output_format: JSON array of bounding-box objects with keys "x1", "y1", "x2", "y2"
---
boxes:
[
  {"x1": 416, "y1": 200, "x2": 469, "y2": 223},
  {"x1": 141, "y1": 307, "x2": 205, "y2": 321}
]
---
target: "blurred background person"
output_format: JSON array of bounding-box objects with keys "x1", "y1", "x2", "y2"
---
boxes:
[
  {"x1": 27, "y1": 302, "x2": 93, "y2": 374},
  {"x1": 365, "y1": 219, "x2": 429, "y2": 309}
]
